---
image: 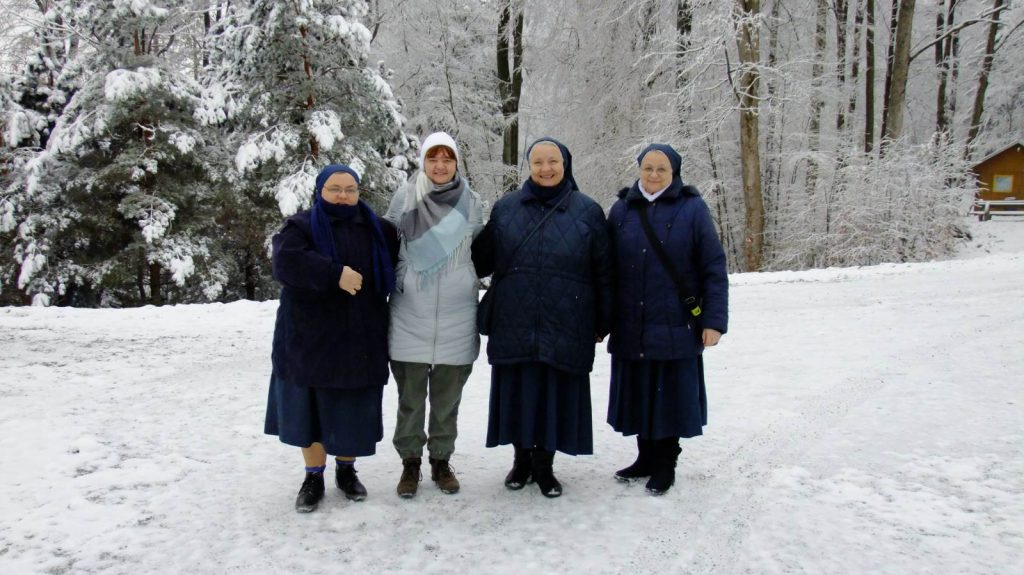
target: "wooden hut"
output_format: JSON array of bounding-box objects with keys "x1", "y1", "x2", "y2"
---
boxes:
[{"x1": 970, "y1": 142, "x2": 1024, "y2": 219}]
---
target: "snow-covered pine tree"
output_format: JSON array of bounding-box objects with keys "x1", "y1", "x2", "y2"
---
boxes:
[
  {"x1": 200, "y1": 0, "x2": 416, "y2": 300},
  {"x1": 210, "y1": 0, "x2": 416, "y2": 216},
  {"x1": 1, "y1": 1, "x2": 85, "y2": 303},
  {"x1": 8, "y1": 0, "x2": 222, "y2": 307}
]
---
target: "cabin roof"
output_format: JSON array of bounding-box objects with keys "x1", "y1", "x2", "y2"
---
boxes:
[{"x1": 972, "y1": 141, "x2": 1024, "y2": 169}]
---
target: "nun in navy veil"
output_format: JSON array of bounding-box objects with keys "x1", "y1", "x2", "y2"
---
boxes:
[
  {"x1": 265, "y1": 164, "x2": 398, "y2": 512},
  {"x1": 605, "y1": 144, "x2": 728, "y2": 495},
  {"x1": 472, "y1": 138, "x2": 613, "y2": 498}
]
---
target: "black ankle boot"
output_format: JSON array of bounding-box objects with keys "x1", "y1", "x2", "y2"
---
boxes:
[
  {"x1": 295, "y1": 471, "x2": 325, "y2": 513},
  {"x1": 531, "y1": 449, "x2": 562, "y2": 498},
  {"x1": 615, "y1": 437, "x2": 654, "y2": 482},
  {"x1": 336, "y1": 463, "x2": 368, "y2": 501},
  {"x1": 504, "y1": 445, "x2": 533, "y2": 490},
  {"x1": 645, "y1": 439, "x2": 681, "y2": 496}
]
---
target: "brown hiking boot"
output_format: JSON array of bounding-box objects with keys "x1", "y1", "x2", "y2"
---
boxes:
[
  {"x1": 397, "y1": 457, "x2": 421, "y2": 499},
  {"x1": 429, "y1": 458, "x2": 460, "y2": 494}
]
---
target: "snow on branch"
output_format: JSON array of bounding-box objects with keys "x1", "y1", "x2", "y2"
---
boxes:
[
  {"x1": 307, "y1": 110, "x2": 344, "y2": 152},
  {"x1": 235, "y1": 127, "x2": 302, "y2": 174},
  {"x1": 275, "y1": 164, "x2": 317, "y2": 216},
  {"x1": 104, "y1": 67, "x2": 163, "y2": 102},
  {"x1": 118, "y1": 192, "x2": 176, "y2": 244}
]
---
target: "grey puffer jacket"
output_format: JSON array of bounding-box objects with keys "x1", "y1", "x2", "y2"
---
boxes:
[{"x1": 384, "y1": 179, "x2": 484, "y2": 366}]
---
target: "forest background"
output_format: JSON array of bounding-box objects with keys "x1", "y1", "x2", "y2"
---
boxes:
[{"x1": 0, "y1": 0, "x2": 1021, "y2": 307}]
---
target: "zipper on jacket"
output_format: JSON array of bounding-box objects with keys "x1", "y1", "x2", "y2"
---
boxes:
[{"x1": 431, "y1": 273, "x2": 442, "y2": 365}]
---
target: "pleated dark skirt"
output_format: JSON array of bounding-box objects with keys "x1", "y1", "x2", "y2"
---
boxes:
[
  {"x1": 486, "y1": 362, "x2": 593, "y2": 455},
  {"x1": 264, "y1": 374, "x2": 384, "y2": 457},
  {"x1": 607, "y1": 356, "x2": 706, "y2": 440}
]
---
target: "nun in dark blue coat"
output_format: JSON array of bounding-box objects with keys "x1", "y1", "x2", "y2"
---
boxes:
[
  {"x1": 472, "y1": 138, "x2": 613, "y2": 498},
  {"x1": 265, "y1": 164, "x2": 398, "y2": 512},
  {"x1": 606, "y1": 144, "x2": 729, "y2": 495}
]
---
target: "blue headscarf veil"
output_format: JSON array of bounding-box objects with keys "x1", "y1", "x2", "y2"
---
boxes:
[
  {"x1": 310, "y1": 164, "x2": 395, "y2": 296},
  {"x1": 523, "y1": 137, "x2": 578, "y2": 201}
]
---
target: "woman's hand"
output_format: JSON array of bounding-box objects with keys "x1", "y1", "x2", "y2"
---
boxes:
[
  {"x1": 702, "y1": 328, "x2": 722, "y2": 347},
  {"x1": 339, "y1": 266, "x2": 363, "y2": 295}
]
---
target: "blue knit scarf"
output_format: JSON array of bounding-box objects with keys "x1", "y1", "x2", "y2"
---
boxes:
[{"x1": 310, "y1": 164, "x2": 395, "y2": 296}]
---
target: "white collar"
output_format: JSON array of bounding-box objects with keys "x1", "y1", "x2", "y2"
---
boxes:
[{"x1": 639, "y1": 182, "x2": 669, "y2": 202}]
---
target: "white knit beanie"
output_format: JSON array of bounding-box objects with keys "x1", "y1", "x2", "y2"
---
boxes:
[{"x1": 419, "y1": 132, "x2": 460, "y2": 168}]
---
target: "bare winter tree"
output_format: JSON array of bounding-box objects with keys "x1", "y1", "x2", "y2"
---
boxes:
[
  {"x1": 882, "y1": 0, "x2": 917, "y2": 147},
  {"x1": 965, "y1": 0, "x2": 1007, "y2": 157},
  {"x1": 734, "y1": 0, "x2": 765, "y2": 272},
  {"x1": 497, "y1": 0, "x2": 523, "y2": 194}
]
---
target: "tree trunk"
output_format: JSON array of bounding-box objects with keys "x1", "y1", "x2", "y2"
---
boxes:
[
  {"x1": 244, "y1": 249, "x2": 257, "y2": 301},
  {"x1": 965, "y1": 0, "x2": 1006, "y2": 156},
  {"x1": 299, "y1": 24, "x2": 319, "y2": 160},
  {"x1": 149, "y1": 262, "x2": 163, "y2": 305},
  {"x1": 676, "y1": 0, "x2": 694, "y2": 138},
  {"x1": 203, "y1": 11, "x2": 211, "y2": 68},
  {"x1": 735, "y1": 0, "x2": 765, "y2": 272},
  {"x1": 935, "y1": 1, "x2": 958, "y2": 137},
  {"x1": 948, "y1": 18, "x2": 961, "y2": 133},
  {"x1": 705, "y1": 133, "x2": 740, "y2": 267},
  {"x1": 865, "y1": 0, "x2": 876, "y2": 152},
  {"x1": 847, "y1": 0, "x2": 865, "y2": 130},
  {"x1": 497, "y1": 1, "x2": 523, "y2": 194},
  {"x1": 763, "y1": 0, "x2": 784, "y2": 255},
  {"x1": 882, "y1": 0, "x2": 916, "y2": 147},
  {"x1": 638, "y1": 0, "x2": 660, "y2": 118},
  {"x1": 136, "y1": 260, "x2": 146, "y2": 303},
  {"x1": 835, "y1": 0, "x2": 850, "y2": 132},
  {"x1": 806, "y1": 0, "x2": 828, "y2": 199},
  {"x1": 879, "y1": 0, "x2": 900, "y2": 142}
]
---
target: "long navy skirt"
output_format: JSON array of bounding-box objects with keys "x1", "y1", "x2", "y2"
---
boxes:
[
  {"x1": 264, "y1": 374, "x2": 384, "y2": 457},
  {"x1": 607, "y1": 356, "x2": 706, "y2": 440},
  {"x1": 486, "y1": 362, "x2": 593, "y2": 455}
]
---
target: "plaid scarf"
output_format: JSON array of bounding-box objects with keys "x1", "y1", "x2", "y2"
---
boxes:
[{"x1": 398, "y1": 171, "x2": 471, "y2": 278}]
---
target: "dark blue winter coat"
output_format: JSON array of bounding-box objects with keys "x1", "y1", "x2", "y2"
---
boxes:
[
  {"x1": 472, "y1": 187, "x2": 613, "y2": 374},
  {"x1": 271, "y1": 209, "x2": 398, "y2": 389},
  {"x1": 607, "y1": 180, "x2": 728, "y2": 360}
]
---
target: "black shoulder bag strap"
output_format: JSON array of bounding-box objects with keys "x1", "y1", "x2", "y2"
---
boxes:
[
  {"x1": 478, "y1": 190, "x2": 571, "y2": 335},
  {"x1": 495, "y1": 189, "x2": 572, "y2": 278},
  {"x1": 637, "y1": 201, "x2": 702, "y2": 320}
]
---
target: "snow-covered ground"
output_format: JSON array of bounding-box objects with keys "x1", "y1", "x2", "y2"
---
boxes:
[{"x1": 2, "y1": 218, "x2": 1023, "y2": 575}]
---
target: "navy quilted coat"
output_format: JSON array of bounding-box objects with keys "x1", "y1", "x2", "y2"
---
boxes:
[
  {"x1": 472, "y1": 187, "x2": 613, "y2": 374},
  {"x1": 271, "y1": 209, "x2": 398, "y2": 389},
  {"x1": 607, "y1": 181, "x2": 728, "y2": 360}
]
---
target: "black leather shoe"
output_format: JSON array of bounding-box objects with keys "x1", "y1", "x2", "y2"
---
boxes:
[
  {"x1": 295, "y1": 471, "x2": 325, "y2": 513},
  {"x1": 336, "y1": 463, "x2": 368, "y2": 501}
]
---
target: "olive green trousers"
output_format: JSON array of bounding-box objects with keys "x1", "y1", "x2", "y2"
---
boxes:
[{"x1": 391, "y1": 361, "x2": 473, "y2": 461}]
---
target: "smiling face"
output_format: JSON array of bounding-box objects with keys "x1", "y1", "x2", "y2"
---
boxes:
[
  {"x1": 529, "y1": 142, "x2": 565, "y2": 187},
  {"x1": 320, "y1": 172, "x2": 359, "y2": 206},
  {"x1": 639, "y1": 150, "x2": 673, "y2": 193},
  {"x1": 424, "y1": 145, "x2": 458, "y2": 185}
]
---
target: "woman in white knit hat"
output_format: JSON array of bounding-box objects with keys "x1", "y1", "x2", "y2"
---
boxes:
[{"x1": 383, "y1": 132, "x2": 484, "y2": 498}]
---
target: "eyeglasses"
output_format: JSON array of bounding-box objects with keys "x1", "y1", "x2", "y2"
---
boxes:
[{"x1": 323, "y1": 187, "x2": 360, "y2": 197}]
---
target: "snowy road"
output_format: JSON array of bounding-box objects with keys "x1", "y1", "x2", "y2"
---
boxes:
[{"x1": 1, "y1": 221, "x2": 1023, "y2": 574}]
